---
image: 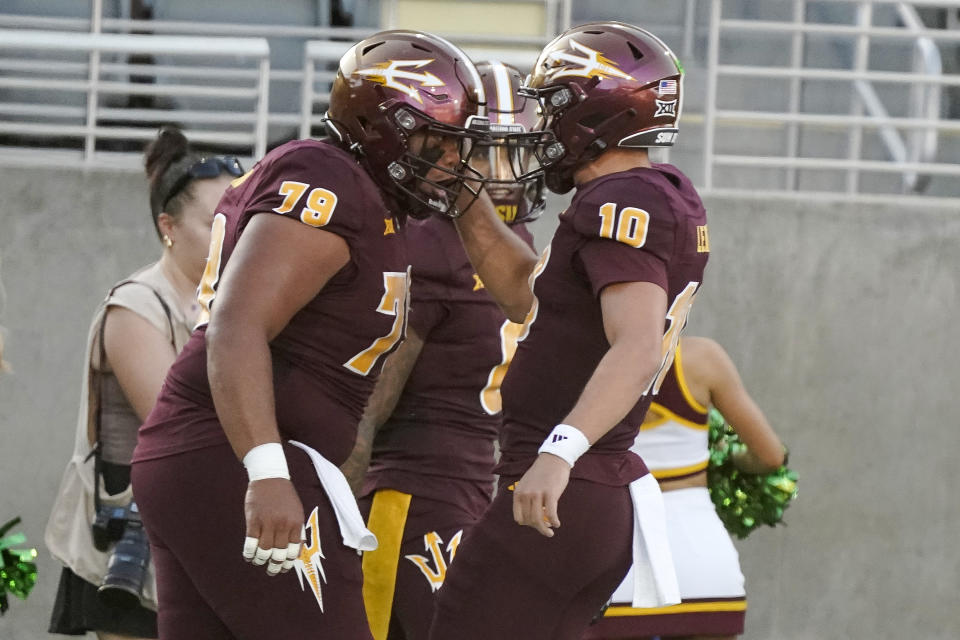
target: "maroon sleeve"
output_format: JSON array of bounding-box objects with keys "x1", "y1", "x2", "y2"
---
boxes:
[
  {"x1": 240, "y1": 143, "x2": 365, "y2": 242},
  {"x1": 570, "y1": 174, "x2": 676, "y2": 297},
  {"x1": 407, "y1": 298, "x2": 447, "y2": 340}
]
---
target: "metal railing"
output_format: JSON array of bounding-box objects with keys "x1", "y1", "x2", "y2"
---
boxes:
[
  {"x1": 1, "y1": 0, "x2": 706, "y2": 169},
  {"x1": 703, "y1": 0, "x2": 960, "y2": 196},
  {"x1": 1, "y1": 1, "x2": 958, "y2": 202},
  {"x1": 0, "y1": 29, "x2": 270, "y2": 166},
  {"x1": 0, "y1": 2, "x2": 565, "y2": 141}
]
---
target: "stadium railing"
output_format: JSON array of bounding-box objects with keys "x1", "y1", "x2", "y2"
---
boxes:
[
  {"x1": 0, "y1": 29, "x2": 270, "y2": 167},
  {"x1": 703, "y1": 0, "x2": 960, "y2": 197},
  {"x1": 1, "y1": 0, "x2": 958, "y2": 202}
]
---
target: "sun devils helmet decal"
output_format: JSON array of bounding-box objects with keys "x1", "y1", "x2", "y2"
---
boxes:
[
  {"x1": 353, "y1": 59, "x2": 446, "y2": 104},
  {"x1": 545, "y1": 39, "x2": 635, "y2": 82}
]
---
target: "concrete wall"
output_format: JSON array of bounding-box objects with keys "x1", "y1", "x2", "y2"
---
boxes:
[
  {"x1": 1, "y1": 166, "x2": 958, "y2": 638},
  {"x1": 0, "y1": 167, "x2": 157, "y2": 639}
]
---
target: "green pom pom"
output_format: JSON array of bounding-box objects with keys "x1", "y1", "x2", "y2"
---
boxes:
[
  {"x1": 0, "y1": 517, "x2": 39, "y2": 615},
  {"x1": 707, "y1": 409, "x2": 798, "y2": 539}
]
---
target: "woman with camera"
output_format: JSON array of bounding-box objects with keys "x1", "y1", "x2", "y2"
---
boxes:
[{"x1": 45, "y1": 127, "x2": 240, "y2": 639}]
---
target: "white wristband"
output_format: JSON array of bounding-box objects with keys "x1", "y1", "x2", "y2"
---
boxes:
[
  {"x1": 243, "y1": 442, "x2": 290, "y2": 482},
  {"x1": 537, "y1": 424, "x2": 591, "y2": 468}
]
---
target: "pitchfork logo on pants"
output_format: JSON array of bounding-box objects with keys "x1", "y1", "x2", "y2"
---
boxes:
[
  {"x1": 294, "y1": 506, "x2": 328, "y2": 611},
  {"x1": 405, "y1": 529, "x2": 464, "y2": 592}
]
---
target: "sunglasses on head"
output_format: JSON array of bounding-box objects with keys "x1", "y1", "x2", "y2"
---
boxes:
[{"x1": 160, "y1": 155, "x2": 245, "y2": 212}]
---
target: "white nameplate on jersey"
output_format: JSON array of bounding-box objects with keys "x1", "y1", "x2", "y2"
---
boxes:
[{"x1": 654, "y1": 100, "x2": 678, "y2": 118}]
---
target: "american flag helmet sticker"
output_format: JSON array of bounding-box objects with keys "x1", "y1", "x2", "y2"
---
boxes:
[{"x1": 658, "y1": 79, "x2": 677, "y2": 95}]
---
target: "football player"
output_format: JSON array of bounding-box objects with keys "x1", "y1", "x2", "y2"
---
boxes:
[
  {"x1": 130, "y1": 31, "x2": 488, "y2": 640},
  {"x1": 584, "y1": 336, "x2": 786, "y2": 640},
  {"x1": 428, "y1": 22, "x2": 709, "y2": 640},
  {"x1": 343, "y1": 61, "x2": 542, "y2": 640}
]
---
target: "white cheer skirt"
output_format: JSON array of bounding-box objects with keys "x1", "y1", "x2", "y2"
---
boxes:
[{"x1": 613, "y1": 486, "x2": 744, "y2": 604}]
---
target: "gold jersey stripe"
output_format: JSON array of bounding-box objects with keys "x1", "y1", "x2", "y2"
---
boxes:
[
  {"x1": 362, "y1": 489, "x2": 412, "y2": 640},
  {"x1": 651, "y1": 459, "x2": 709, "y2": 480},
  {"x1": 674, "y1": 343, "x2": 709, "y2": 414},
  {"x1": 605, "y1": 599, "x2": 747, "y2": 617},
  {"x1": 640, "y1": 403, "x2": 709, "y2": 431},
  {"x1": 230, "y1": 168, "x2": 255, "y2": 188}
]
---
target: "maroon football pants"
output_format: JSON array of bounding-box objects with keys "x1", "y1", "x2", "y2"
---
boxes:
[
  {"x1": 358, "y1": 490, "x2": 485, "y2": 640},
  {"x1": 131, "y1": 443, "x2": 372, "y2": 640},
  {"x1": 428, "y1": 476, "x2": 633, "y2": 640}
]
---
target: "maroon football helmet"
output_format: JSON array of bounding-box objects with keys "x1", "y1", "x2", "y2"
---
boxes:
[
  {"x1": 522, "y1": 22, "x2": 684, "y2": 194},
  {"x1": 325, "y1": 30, "x2": 488, "y2": 217},
  {"x1": 473, "y1": 60, "x2": 545, "y2": 223}
]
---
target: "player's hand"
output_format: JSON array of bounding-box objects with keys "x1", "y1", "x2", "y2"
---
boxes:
[
  {"x1": 512, "y1": 453, "x2": 571, "y2": 538},
  {"x1": 242, "y1": 478, "x2": 304, "y2": 576},
  {"x1": 455, "y1": 178, "x2": 492, "y2": 218}
]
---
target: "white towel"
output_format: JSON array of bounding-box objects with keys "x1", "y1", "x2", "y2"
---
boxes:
[
  {"x1": 288, "y1": 440, "x2": 378, "y2": 553},
  {"x1": 626, "y1": 473, "x2": 681, "y2": 608}
]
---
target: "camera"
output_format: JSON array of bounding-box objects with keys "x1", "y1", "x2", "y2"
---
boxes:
[
  {"x1": 92, "y1": 503, "x2": 130, "y2": 552},
  {"x1": 91, "y1": 501, "x2": 151, "y2": 609}
]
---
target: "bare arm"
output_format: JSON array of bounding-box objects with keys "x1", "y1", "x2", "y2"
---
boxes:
[
  {"x1": 206, "y1": 213, "x2": 349, "y2": 460},
  {"x1": 103, "y1": 307, "x2": 178, "y2": 423},
  {"x1": 455, "y1": 190, "x2": 538, "y2": 322},
  {"x1": 692, "y1": 337, "x2": 785, "y2": 473},
  {"x1": 206, "y1": 213, "x2": 350, "y2": 571},
  {"x1": 341, "y1": 327, "x2": 425, "y2": 494},
  {"x1": 561, "y1": 281, "x2": 667, "y2": 442},
  {"x1": 513, "y1": 281, "x2": 668, "y2": 537}
]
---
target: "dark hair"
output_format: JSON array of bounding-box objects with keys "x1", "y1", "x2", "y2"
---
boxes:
[{"x1": 144, "y1": 126, "x2": 201, "y2": 237}]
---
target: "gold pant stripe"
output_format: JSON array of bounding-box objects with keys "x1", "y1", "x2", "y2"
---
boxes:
[
  {"x1": 605, "y1": 599, "x2": 748, "y2": 617},
  {"x1": 362, "y1": 489, "x2": 412, "y2": 640}
]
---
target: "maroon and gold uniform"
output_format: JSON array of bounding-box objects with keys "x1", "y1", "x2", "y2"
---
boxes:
[
  {"x1": 498, "y1": 163, "x2": 707, "y2": 485},
  {"x1": 363, "y1": 216, "x2": 533, "y2": 506},
  {"x1": 132, "y1": 139, "x2": 408, "y2": 639},
  {"x1": 430, "y1": 163, "x2": 709, "y2": 640},
  {"x1": 360, "y1": 215, "x2": 533, "y2": 640},
  {"x1": 135, "y1": 140, "x2": 408, "y2": 466}
]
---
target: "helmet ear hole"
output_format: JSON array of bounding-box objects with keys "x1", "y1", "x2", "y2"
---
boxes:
[{"x1": 579, "y1": 113, "x2": 606, "y2": 130}]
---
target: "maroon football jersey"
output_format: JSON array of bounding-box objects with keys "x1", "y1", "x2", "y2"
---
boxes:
[
  {"x1": 133, "y1": 139, "x2": 409, "y2": 466},
  {"x1": 497, "y1": 163, "x2": 709, "y2": 486},
  {"x1": 648, "y1": 342, "x2": 709, "y2": 426},
  {"x1": 362, "y1": 216, "x2": 534, "y2": 509}
]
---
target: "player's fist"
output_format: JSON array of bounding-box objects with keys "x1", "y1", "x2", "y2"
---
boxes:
[{"x1": 242, "y1": 478, "x2": 304, "y2": 576}]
